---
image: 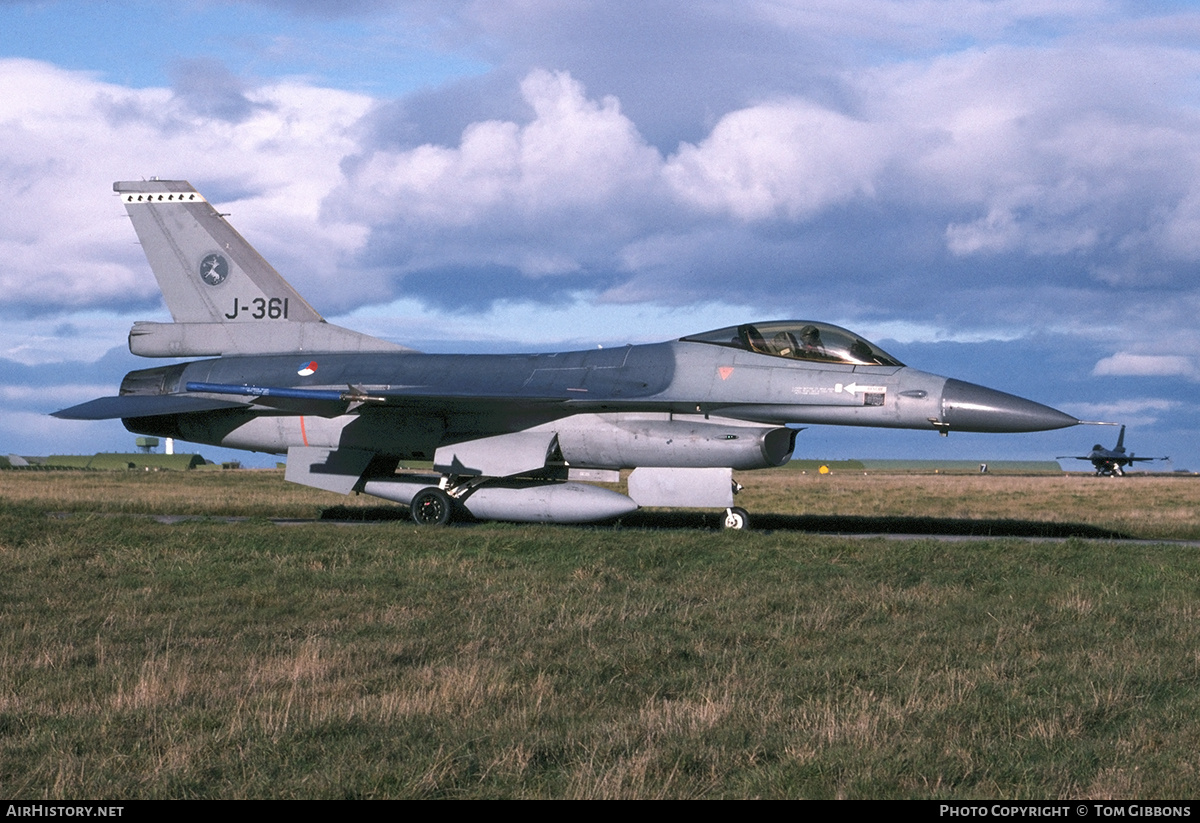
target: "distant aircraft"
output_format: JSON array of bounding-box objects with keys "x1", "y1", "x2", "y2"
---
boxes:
[
  {"x1": 54, "y1": 180, "x2": 1081, "y2": 527},
  {"x1": 1057, "y1": 425, "x2": 1166, "y2": 476}
]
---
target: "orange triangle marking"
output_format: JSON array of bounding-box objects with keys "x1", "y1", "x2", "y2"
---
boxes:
[{"x1": 718, "y1": 366, "x2": 734, "y2": 380}]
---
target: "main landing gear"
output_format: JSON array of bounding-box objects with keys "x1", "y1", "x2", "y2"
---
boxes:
[{"x1": 410, "y1": 487, "x2": 454, "y2": 526}]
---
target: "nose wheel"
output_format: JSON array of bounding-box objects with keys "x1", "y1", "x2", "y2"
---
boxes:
[{"x1": 723, "y1": 506, "x2": 750, "y2": 530}]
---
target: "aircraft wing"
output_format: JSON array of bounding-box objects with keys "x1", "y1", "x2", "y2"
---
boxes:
[
  {"x1": 58, "y1": 373, "x2": 932, "y2": 424},
  {"x1": 183, "y1": 381, "x2": 583, "y2": 414},
  {"x1": 55, "y1": 377, "x2": 935, "y2": 426},
  {"x1": 51, "y1": 380, "x2": 664, "y2": 423},
  {"x1": 184, "y1": 380, "x2": 717, "y2": 418},
  {"x1": 195, "y1": 380, "x2": 899, "y2": 423}
]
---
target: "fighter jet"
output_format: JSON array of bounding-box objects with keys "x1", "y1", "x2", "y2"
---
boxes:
[
  {"x1": 54, "y1": 180, "x2": 1081, "y2": 527},
  {"x1": 1057, "y1": 425, "x2": 1166, "y2": 476}
]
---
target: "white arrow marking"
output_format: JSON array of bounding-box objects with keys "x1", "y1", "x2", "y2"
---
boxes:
[{"x1": 835, "y1": 382, "x2": 887, "y2": 395}]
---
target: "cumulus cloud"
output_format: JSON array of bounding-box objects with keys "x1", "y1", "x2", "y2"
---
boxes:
[
  {"x1": 1093, "y1": 353, "x2": 1199, "y2": 380},
  {"x1": 1062, "y1": 398, "x2": 1181, "y2": 428},
  {"x1": 747, "y1": 0, "x2": 1113, "y2": 45},
  {"x1": 323, "y1": 45, "x2": 1200, "y2": 333},
  {"x1": 326, "y1": 69, "x2": 675, "y2": 308},
  {"x1": 868, "y1": 43, "x2": 1200, "y2": 270},
  {"x1": 3, "y1": 0, "x2": 1199, "y2": 466},
  {"x1": 0, "y1": 57, "x2": 372, "y2": 321},
  {"x1": 8, "y1": 5, "x2": 1200, "y2": 354},
  {"x1": 664, "y1": 102, "x2": 885, "y2": 220},
  {"x1": 170, "y1": 58, "x2": 270, "y2": 123},
  {"x1": 337, "y1": 70, "x2": 662, "y2": 231}
]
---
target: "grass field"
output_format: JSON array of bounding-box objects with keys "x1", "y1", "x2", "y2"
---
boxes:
[{"x1": 2, "y1": 469, "x2": 1199, "y2": 798}]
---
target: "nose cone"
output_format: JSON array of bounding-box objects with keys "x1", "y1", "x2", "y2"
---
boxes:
[{"x1": 941, "y1": 378, "x2": 1078, "y2": 433}]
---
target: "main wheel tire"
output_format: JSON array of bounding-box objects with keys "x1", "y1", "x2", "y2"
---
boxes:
[
  {"x1": 410, "y1": 487, "x2": 453, "y2": 526},
  {"x1": 723, "y1": 506, "x2": 750, "y2": 530}
]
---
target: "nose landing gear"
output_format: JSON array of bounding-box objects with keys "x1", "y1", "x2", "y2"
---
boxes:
[{"x1": 723, "y1": 506, "x2": 750, "y2": 530}]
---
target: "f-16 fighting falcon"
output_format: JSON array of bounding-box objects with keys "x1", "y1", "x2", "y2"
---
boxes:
[
  {"x1": 1058, "y1": 425, "x2": 1167, "y2": 476},
  {"x1": 54, "y1": 180, "x2": 1082, "y2": 528}
]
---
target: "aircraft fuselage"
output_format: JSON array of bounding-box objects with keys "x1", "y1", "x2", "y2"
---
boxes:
[{"x1": 118, "y1": 338, "x2": 1073, "y2": 470}]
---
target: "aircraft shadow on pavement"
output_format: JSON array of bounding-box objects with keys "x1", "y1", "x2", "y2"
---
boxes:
[{"x1": 319, "y1": 505, "x2": 1130, "y2": 539}]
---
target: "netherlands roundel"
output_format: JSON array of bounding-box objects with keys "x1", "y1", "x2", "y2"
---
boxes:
[{"x1": 297, "y1": 361, "x2": 318, "y2": 376}]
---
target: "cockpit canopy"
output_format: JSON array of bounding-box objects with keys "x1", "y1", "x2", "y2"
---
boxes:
[{"x1": 681, "y1": 321, "x2": 904, "y2": 367}]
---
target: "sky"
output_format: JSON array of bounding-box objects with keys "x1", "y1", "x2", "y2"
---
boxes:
[{"x1": 2, "y1": 0, "x2": 1198, "y2": 469}]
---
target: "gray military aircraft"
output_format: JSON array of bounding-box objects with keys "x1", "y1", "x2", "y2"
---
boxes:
[
  {"x1": 54, "y1": 180, "x2": 1082, "y2": 527},
  {"x1": 1057, "y1": 425, "x2": 1166, "y2": 476}
]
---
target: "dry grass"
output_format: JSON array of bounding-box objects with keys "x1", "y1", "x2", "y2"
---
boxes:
[
  {"x1": 3, "y1": 469, "x2": 1200, "y2": 798},
  {"x1": 4, "y1": 468, "x2": 1199, "y2": 539},
  {"x1": 0, "y1": 469, "x2": 370, "y2": 517},
  {"x1": 736, "y1": 471, "x2": 1200, "y2": 540}
]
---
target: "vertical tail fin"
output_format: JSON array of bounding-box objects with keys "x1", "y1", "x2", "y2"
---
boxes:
[
  {"x1": 116, "y1": 180, "x2": 322, "y2": 324},
  {"x1": 116, "y1": 180, "x2": 407, "y2": 356},
  {"x1": 1115, "y1": 424, "x2": 1126, "y2": 452}
]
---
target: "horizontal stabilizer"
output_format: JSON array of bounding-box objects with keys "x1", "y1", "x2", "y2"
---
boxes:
[
  {"x1": 52, "y1": 394, "x2": 246, "y2": 420},
  {"x1": 129, "y1": 321, "x2": 409, "y2": 357}
]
